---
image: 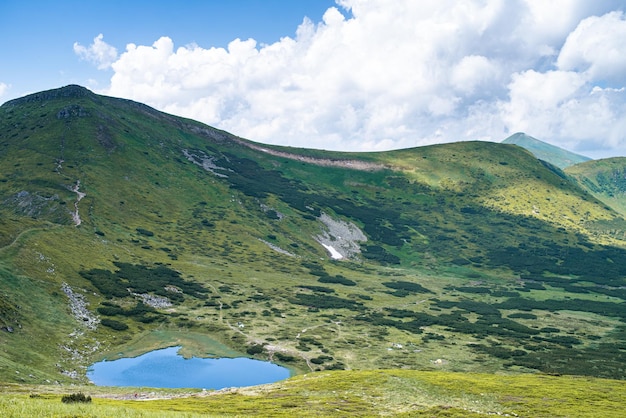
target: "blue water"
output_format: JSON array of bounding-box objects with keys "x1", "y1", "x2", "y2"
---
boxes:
[{"x1": 87, "y1": 346, "x2": 291, "y2": 389}]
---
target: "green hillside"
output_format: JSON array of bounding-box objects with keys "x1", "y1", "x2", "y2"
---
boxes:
[
  {"x1": 1, "y1": 86, "x2": 626, "y2": 411},
  {"x1": 2, "y1": 370, "x2": 626, "y2": 417},
  {"x1": 502, "y1": 132, "x2": 591, "y2": 169},
  {"x1": 566, "y1": 157, "x2": 626, "y2": 218}
]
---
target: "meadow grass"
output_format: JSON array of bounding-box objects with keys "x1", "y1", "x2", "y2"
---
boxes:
[{"x1": 2, "y1": 369, "x2": 626, "y2": 417}]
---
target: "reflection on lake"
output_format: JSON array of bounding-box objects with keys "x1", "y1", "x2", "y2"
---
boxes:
[{"x1": 87, "y1": 346, "x2": 291, "y2": 389}]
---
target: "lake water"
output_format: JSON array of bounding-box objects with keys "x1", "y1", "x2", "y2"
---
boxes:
[{"x1": 87, "y1": 346, "x2": 291, "y2": 389}]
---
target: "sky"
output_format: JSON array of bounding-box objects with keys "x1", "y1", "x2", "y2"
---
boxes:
[{"x1": 1, "y1": 0, "x2": 626, "y2": 159}]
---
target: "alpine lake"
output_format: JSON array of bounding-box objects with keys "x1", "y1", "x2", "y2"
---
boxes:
[{"x1": 88, "y1": 346, "x2": 291, "y2": 389}]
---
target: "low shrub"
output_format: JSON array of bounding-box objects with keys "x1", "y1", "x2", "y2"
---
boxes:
[
  {"x1": 100, "y1": 318, "x2": 128, "y2": 331},
  {"x1": 275, "y1": 352, "x2": 296, "y2": 362},
  {"x1": 246, "y1": 344, "x2": 265, "y2": 355},
  {"x1": 382, "y1": 281, "x2": 433, "y2": 294},
  {"x1": 61, "y1": 393, "x2": 92, "y2": 403},
  {"x1": 318, "y1": 275, "x2": 357, "y2": 286},
  {"x1": 135, "y1": 227, "x2": 154, "y2": 237}
]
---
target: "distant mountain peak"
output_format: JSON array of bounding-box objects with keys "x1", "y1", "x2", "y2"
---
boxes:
[
  {"x1": 502, "y1": 132, "x2": 591, "y2": 169},
  {"x1": 504, "y1": 132, "x2": 539, "y2": 143}
]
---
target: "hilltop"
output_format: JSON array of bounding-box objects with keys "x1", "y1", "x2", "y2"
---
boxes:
[
  {"x1": 1, "y1": 85, "x2": 625, "y2": 407},
  {"x1": 502, "y1": 132, "x2": 591, "y2": 169}
]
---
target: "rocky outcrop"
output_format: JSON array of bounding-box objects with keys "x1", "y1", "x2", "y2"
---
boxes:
[
  {"x1": 182, "y1": 149, "x2": 231, "y2": 178},
  {"x1": 315, "y1": 212, "x2": 367, "y2": 259},
  {"x1": 56, "y1": 104, "x2": 89, "y2": 119},
  {"x1": 61, "y1": 283, "x2": 98, "y2": 330},
  {"x1": 132, "y1": 292, "x2": 173, "y2": 309},
  {"x1": 3, "y1": 190, "x2": 67, "y2": 224},
  {"x1": 258, "y1": 239, "x2": 296, "y2": 257}
]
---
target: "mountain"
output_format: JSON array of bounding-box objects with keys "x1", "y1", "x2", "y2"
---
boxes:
[
  {"x1": 502, "y1": 132, "x2": 591, "y2": 169},
  {"x1": 566, "y1": 157, "x2": 626, "y2": 218},
  {"x1": 1, "y1": 86, "x2": 626, "y2": 390}
]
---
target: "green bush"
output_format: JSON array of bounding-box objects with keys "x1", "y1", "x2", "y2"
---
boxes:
[
  {"x1": 246, "y1": 344, "x2": 265, "y2": 355},
  {"x1": 100, "y1": 318, "x2": 128, "y2": 331},
  {"x1": 508, "y1": 312, "x2": 537, "y2": 319},
  {"x1": 290, "y1": 293, "x2": 363, "y2": 311},
  {"x1": 362, "y1": 245, "x2": 401, "y2": 265},
  {"x1": 61, "y1": 393, "x2": 92, "y2": 403},
  {"x1": 318, "y1": 275, "x2": 357, "y2": 286},
  {"x1": 81, "y1": 263, "x2": 208, "y2": 300},
  {"x1": 453, "y1": 286, "x2": 491, "y2": 294},
  {"x1": 275, "y1": 352, "x2": 296, "y2": 362},
  {"x1": 297, "y1": 285, "x2": 335, "y2": 293},
  {"x1": 382, "y1": 281, "x2": 433, "y2": 294},
  {"x1": 310, "y1": 355, "x2": 333, "y2": 365},
  {"x1": 135, "y1": 227, "x2": 154, "y2": 237}
]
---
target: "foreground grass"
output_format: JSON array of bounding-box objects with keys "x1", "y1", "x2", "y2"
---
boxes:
[{"x1": 2, "y1": 369, "x2": 626, "y2": 417}]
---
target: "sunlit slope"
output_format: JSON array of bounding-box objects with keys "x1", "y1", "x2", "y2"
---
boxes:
[
  {"x1": 1, "y1": 85, "x2": 626, "y2": 386},
  {"x1": 2, "y1": 370, "x2": 626, "y2": 417},
  {"x1": 378, "y1": 141, "x2": 618, "y2": 240},
  {"x1": 566, "y1": 157, "x2": 626, "y2": 218}
]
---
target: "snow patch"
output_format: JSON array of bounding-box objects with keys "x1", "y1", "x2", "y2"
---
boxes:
[{"x1": 321, "y1": 243, "x2": 343, "y2": 260}]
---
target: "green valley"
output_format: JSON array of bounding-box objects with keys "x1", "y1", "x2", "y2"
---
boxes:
[{"x1": 1, "y1": 85, "x2": 625, "y2": 415}]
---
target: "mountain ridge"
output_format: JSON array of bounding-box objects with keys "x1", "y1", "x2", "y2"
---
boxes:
[
  {"x1": 1, "y1": 85, "x2": 626, "y2": 392},
  {"x1": 502, "y1": 132, "x2": 591, "y2": 169}
]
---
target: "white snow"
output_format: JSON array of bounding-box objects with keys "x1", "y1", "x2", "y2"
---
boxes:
[{"x1": 321, "y1": 243, "x2": 343, "y2": 260}]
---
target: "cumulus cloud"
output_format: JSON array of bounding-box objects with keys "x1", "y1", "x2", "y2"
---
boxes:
[
  {"x1": 0, "y1": 82, "x2": 8, "y2": 100},
  {"x1": 451, "y1": 55, "x2": 499, "y2": 95},
  {"x1": 74, "y1": 34, "x2": 118, "y2": 70},
  {"x1": 501, "y1": 70, "x2": 586, "y2": 137},
  {"x1": 557, "y1": 11, "x2": 626, "y2": 85},
  {"x1": 90, "y1": 0, "x2": 626, "y2": 158}
]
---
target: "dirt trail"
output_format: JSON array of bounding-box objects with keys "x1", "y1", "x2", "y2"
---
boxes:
[{"x1": 71, "y1": 180, "x2": 86, "y2": 226}]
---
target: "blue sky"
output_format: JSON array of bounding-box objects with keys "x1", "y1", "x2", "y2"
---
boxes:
[
  {"x1": 1, "y1": 1, "x2": 626, "y2": 158},
  {"x1": 0, "y1": 0, "x2": 337, "y2": 98}
]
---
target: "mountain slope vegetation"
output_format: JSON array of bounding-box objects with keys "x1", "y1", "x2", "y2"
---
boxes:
[
  {"x1": 1, "y1": 85, "x2": 626, "y2": 398},
  {"x1": 3, "y1": 369, "x2": 626, "y2": 417},
  {"x1": 566, "y1": 157, "x2": 626, "y2": 218}
]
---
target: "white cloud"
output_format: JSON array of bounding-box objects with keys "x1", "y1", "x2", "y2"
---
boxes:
[
  {"x1": 92, "y1": 0, "x2": 625, "y2": 158},
  {"x1": 557, "y1": 11, "x2": 626, "y2": 85},
  {"x1": 74, "y1": 34, "x2": 118, "y2": 70},
  {"x1": 451, "y1": 55, "x2": 499, "y2": 95},
  {"x1": 0, "y1": 82, "x2": 8, "y2": 100},
  {"x1": 501, "y1": 69, "x2": 626, "y2": 157},
  {"x1": 501, "y1": 70, "x2": 587, "y2": 134}
]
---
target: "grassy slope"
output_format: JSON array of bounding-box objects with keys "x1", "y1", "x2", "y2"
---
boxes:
[
  {"x1": 566, "y1": 157, "x2": 626, "y2": 217},
  {"x1": 2, "y1": 370, "x2": 626, "y2": 417},
  {"x1": 1, "y1": 86, "x2": 626, "y2": 392}
]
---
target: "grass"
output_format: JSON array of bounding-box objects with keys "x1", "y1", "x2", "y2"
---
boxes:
[
  {"x1": 1, "y1": 369, "x2": 626, "y2": 417},
  {"x1": 92, "y1": 330, "x2": 246, "y2": 361},
  {"x1": 565, "y1": 157, "x2": 626, "y2": 217}
]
